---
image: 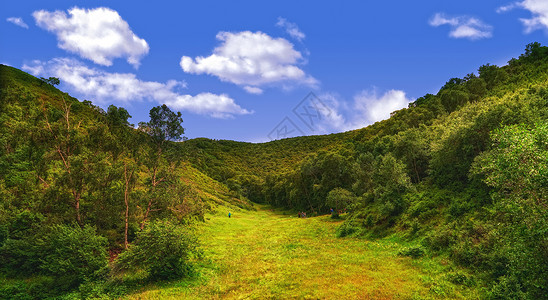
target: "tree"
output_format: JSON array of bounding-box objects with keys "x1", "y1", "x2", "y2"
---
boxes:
[
  {"x1": 106, "y1": 105, "x2": 137, "y2": 248},
  {"x1": 471, "y1": 122, "x2": 547, "y2": 203},
  {"x1": 139, "y1": 104, "x2": 185, "y2": 147},
  {"x1": 138, "y1": 105, "x2": 185, "y2": 228},
  {"x1": 393, "y1": 128, "x2": 430, "y2": 183},
  {"x1": 42, "y1": 98, "x2": 101, "y2": 225},
  {"x1": 439, "y1": 88, "x2": 470, "y2": 112},
  {"x1": 40, "y1": 77, "x2": 60, "y2": 86},
  {"x1": 326, "y1": 188, "x2": 355, "y2": 214},
  {"x1": 471, "y1": 123, "x2": 548, "y2": 298},
  {"x1": 478, "y1": 64, "x2": 508, "y2": 90}
]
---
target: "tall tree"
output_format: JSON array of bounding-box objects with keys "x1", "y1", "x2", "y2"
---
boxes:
[
  {"x1": 138, "y1": 104, "x2": 185, "y2": 228},
  {"x1": 106, "y1": 105, "x2": 137, "y2": 248}
]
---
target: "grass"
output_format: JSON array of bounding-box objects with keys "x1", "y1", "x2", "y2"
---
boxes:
[{"x1": 124, "y1": 205, "x2": 481, "y2": 299}]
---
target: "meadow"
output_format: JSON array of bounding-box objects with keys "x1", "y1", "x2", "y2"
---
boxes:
[{"x1": 125, "y1": 205, "x2": 480, "y2": 299}]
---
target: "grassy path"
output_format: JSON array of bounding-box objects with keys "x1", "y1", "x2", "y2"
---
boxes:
[{"x1": 126, "y1": 206, "x2": 479, "y2": 299}]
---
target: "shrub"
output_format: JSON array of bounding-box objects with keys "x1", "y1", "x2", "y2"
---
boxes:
[
  {"x1": 445, "y1": 272, "x2": 475, "y2": 287},
  {"x1": 40, "y1": 224, "x2": 109, "y2": 289},
  {"x1": 0, "y1": 211, "x2": 45, "y2": 275},
  {"x1": 398, "y1": 246, "x2": 425, "y2": 258},
  {"x1": 115, "y1": 220, "x2": 200, "y2": 280},
  {"x1": 422, "y1": 226, "x2": 456, "y2": 252}
]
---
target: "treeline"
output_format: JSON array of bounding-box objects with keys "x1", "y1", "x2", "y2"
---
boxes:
[
  {"x1": 186, "y1": 43, "x2": 548, "y2": 298},
  {"x1": 0, "y1": 67, "x2": 242, "y2": 298}
]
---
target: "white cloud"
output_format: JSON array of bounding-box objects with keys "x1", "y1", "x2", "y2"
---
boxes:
[
  {"x1": 6, "y1": 17, "x2": 29, "y2": 29},
  {"x1": 276, "y1": 17, "x2": 305, "y2": 41},
  {"x1": 243, "y1": 86, "x2": 263, "y2": 94},
  {"x1": 33, "y1": 7, "x2": 149, "y2": 68},
  {"x1": 496, "y1": 3, "x2": 518, "y2": 13},
  {"x1": 429, "y1": 13, "x2": 493, "y2": 40},
  {"x1": 313, "y1": 89, "x2": 412, "y2": 133},
  {"x1": 519, "y1": 0, "x2": 548, "y2": 33},
  {"x1": 497, "y1": 1, "x2": 548, "y2": 33},
  {"x1": 180, "y1": 31, "x2": 317, "y2": 93},
  {"x1": 353, "y1": 89, "x2": 411, "y2": 124},
  {"x1": 22, "y1": 58, "x2": 251, "y2": 118}
]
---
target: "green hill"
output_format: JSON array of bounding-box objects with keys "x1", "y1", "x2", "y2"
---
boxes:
[
  {"x1": 1, "y1": 43, "x2": 547, "y2": 299},
  {"x1": 0, "y1": 63, "x2": 249, "y2": 244}
]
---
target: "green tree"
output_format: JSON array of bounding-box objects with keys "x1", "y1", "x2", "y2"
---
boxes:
[
  {"x1": 138, "y1": 104, "x2": 185, "y2": 228},
  {"x1": 393, "y1": 128, "x2": 430, "y2": 183},
  {"x1": 106, "y1": 105, "x2": 138, "y2": 248},
  {"x1": 40, "y1": 77, "x2": 60, "y2": 86},
  {"x1": 439, "y1": 88, "x2": 470, "y2": 112},
  {"x1": 326, "y1": 187, "x2": 355, "y2": 214},
  {"x1": 471, "y1": 123, "x2": 548, "y2": 298},
  {"x1": 471, "y1": 122, "x2": 547, "y2": 204}
]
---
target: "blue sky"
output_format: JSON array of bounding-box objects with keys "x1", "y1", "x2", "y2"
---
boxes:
[{"x1": 2, "y1": 0, "x2": 547, "y2": 142}]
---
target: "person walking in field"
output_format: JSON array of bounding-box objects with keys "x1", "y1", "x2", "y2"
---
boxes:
[{"x1": 228, "y1": 212, "x2": 231, "y2": 218}]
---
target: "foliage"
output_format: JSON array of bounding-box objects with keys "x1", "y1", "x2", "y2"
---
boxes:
[
  {"x1": 326, "y1": 187, "x2": 355, "y2": 214},
  {"x1": 398, "y1": 246, "x2": 425, "y2": 258},
  {"x1": 115, "y1": 219, "x2": 200, "y2": 280},
  {"x1": 471, "y1": 122, "x2": 548, "y2": 298},
  {"x1": 138, "y1": 104, "x2": 185, "y2": 145},
  {"x1": 39, "y1": 76, "x2": 60, "y2": 86},
  {"x1": 40, "y1": 224, "x2": 109, "y2": 288},
  {"x1": 0, "y1": 219, "x2": 108, "y2": 297}
]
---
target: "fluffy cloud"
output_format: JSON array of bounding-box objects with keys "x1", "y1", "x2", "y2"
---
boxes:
[
  {"x1": 314, "y1": 89, "x2": 412, "y2": 133},
  {"x1": 496, "y1": 3, "x2": 518, "y2": 13},
  {"x1": 498, "y1": 0, "x2": 548, "y2": 33},
  {"x1": 33, "y1": 7, "x2": 149, "y2": 68},
  {"x1": 276, "y1": 17, "x2": 305, "y2": 41},
  {"x1": 6, "y1": 17, "x2": 28, "y2": 29},
  {"x1": 429, "y1": 13, "x2": 493, "y2": 40},
  {"x1": 279, "y1": 89, "x2": 411, "y2": 138},
  {"x1": 180, "y1": 31, "x2": 317, "y2": 93},
  {"x1": 353, "y1": 89, "x2": 411, "y2": 124},
  {"x1": 243, "y1": 86, "x2": 264, "y2": 94},
  {"x1": 22, "y1": 58, "x2": 251, "y2": 118}
]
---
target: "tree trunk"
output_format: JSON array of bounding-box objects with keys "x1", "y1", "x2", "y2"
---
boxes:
[
  {"x1": 412, "y1": 158, "x2": 421, "y2": 183},
  {"x1": 124, "y1": 164, "x2": 131, "y2": 249},
  {"x1": 140, "y1": 166, "x2": 158, "y2": 230},
  {"x1": 74, "y1": 192, "x2": 82, "y2": 226}
]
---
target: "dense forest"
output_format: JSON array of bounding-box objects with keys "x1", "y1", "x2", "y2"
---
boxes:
[{"x1": 1, "y1": 43, "x2": 547, "y2": 299}]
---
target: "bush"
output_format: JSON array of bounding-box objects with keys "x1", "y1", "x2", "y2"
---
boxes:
[
  {"x1": 0, "y1": 211, "x2": 45, "y2": 275},
  {"x1": 398, "y1": 246, "x2": 425, "y2": 258},
  {"x1": 0, "y1": 223, "x2": 108, "y2": 298},
  {"x1": 115, "y1": 220, "x2": 200, "y2": 280},
  {"x1": 422, "y1": 226, "x2": 456, "y2": 252},
  {"x1": 40, "y1": 224, "x2": 109, "y2": 289}
]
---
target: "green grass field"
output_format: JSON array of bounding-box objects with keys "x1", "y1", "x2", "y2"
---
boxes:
[{"x1": 125, "y1": 205, "x2": 481, "y2": 299}]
